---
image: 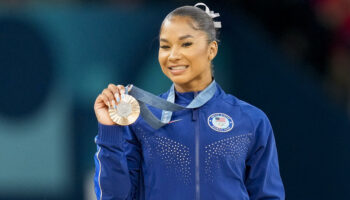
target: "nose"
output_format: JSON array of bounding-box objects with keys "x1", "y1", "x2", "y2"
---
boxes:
[{"x1": 168, "y1": 47, "x2": 181, "y2": 62}]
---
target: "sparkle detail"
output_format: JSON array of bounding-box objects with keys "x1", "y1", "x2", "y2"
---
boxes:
[{"x1": 204, "y1": 133, "x2": 253, "y2": 182}]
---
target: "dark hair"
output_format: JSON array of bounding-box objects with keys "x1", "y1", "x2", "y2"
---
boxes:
[{"x1": 161, "y1": 5, "x2": 220, "y2": 43}]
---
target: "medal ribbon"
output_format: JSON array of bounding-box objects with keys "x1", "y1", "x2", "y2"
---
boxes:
[{"x1": 127, "y1": 80, "x2": 217, "y2": 129}]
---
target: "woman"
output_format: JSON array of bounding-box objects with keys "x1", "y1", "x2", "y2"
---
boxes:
[{"x1": 93, "y1": 3, "x2": 285, "y2": 200}]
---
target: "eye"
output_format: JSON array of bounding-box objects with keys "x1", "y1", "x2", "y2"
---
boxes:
[
  {"x1": 182, "y1": 42, "x2": 192, "y2": 47},
  {"x1": 160, "y1": 45, "x2": 170, "y2": 49}
]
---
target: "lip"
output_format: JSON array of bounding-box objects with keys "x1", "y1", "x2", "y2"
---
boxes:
[{"x1": 167, "y1": 65, "x2": 189, "y2": 75}]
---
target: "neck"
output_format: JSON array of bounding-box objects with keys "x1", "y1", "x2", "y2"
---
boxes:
[{"x1": 174, "y1": 76, "x2": 213, "y2": 93}]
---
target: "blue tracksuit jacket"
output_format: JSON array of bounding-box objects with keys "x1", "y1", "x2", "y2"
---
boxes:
[{"x1": 94, "y1": 82, "x2": 285, "y2": 200}]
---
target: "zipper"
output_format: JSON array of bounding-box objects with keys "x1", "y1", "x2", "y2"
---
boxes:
[
  {"x1": 192, "y1": 99, "x2": 200, "y2": 200},
  {"x1": 195, "y1": 112, "x2": 200, "y2": 200}
]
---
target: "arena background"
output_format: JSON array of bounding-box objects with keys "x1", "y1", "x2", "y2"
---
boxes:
[{"x1": 0, "y1": 0, "x2": 349, "y2": 199}]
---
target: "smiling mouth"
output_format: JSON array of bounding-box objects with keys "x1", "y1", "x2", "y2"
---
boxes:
[
  {"x1": 168, "y1": 65, "x2": 189, "y2": 70},
  {"x1": 168, "y1": 65, "x2": 189, "y2": 75}
]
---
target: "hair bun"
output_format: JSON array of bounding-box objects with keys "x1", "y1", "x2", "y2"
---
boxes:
[{"x1": 194, "y1": 2, "x2": 222, "y2": 28}]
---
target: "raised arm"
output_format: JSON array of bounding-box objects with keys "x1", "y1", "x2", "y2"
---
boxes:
[{"x1": 93, "y1": 84, "x2": 142, "y2": 200}]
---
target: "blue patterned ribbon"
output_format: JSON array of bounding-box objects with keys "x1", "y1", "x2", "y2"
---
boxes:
[{"x1": 127, "y1": 80, "x2": 216, "y2": 129}]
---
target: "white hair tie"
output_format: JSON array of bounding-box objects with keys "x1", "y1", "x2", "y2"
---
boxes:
[{"x1": 194, "y1": 2, "x2": 222, "y2": 28}]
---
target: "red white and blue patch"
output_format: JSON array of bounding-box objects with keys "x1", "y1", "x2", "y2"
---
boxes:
[{"x1": 208, "y1": 113, "x2": 234, "y2": 132}]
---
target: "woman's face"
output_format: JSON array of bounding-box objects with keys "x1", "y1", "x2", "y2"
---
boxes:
[{"x1": 158, "y1": 16, "x2": 217, "y2": 89}]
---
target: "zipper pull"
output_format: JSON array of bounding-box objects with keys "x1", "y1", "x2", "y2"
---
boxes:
[{"x1": 192, "y1": 108, "x2": 198, "y2": 121}]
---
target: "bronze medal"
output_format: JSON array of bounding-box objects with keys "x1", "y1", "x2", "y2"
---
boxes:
[{"x1": 108, "y1": 94, "x2": 140, "y2": 126}]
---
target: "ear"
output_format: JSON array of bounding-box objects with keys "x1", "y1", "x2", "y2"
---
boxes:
[{"x1": 208, "y1": 41, "x2": 218, "y2": 61}]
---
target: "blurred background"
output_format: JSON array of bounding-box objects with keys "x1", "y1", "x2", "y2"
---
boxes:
[{"x1": 0, "y1": 0, "x2": 349, "y2": 199}]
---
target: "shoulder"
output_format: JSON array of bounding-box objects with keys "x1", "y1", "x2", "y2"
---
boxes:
[
  {"x1": 219, "y1": 89, "x2": 271, "y2": 129},
  {"x1": 237, "y1": 98, "x2": 269, "y2": 124},
  {"x1": 219, "y1": 92, "x2": 274, "y2": 148}
]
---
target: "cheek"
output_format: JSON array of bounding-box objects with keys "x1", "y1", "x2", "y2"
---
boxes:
[
  {"x1": 158, "y1": 52, "x2": 168, "y2": 74},
  {"x1": 158, "y1": 51, "x2": 166, "y2": 66},
  {"x1": 189, "y1": 48, "x2": 208, "y2": 67}
]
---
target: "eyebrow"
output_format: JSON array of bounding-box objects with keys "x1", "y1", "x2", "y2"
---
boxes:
[{"x1": 160, "y1": 34, "x2": 194, "y2": 43}]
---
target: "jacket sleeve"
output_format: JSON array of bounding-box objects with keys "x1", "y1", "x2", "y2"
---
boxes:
[
  {"x1": 245, "y1": 115, "x2": 285, "y2": 200},
  {"x1": 94, "y1": 122, "x2": 142, "y2": 200}
]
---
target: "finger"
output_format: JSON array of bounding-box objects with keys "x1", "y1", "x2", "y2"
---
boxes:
[
  {"x1": 99, "y1": 94, "x2": 111, "y2": 109},
  {"x1": 114, "y1": 85, "x2": 124, "y2": 102},
  {"x1": 114, "y1": 91, "x2": 120, "y2": 103},
  {"x1": 102, "y1": 88, "x2": 115, "y2": 106},
  {"x1": 108, "y1": 83, "x2": 119, "y2": 97},
  {"x1": 116, "y1": 85, "x2": 125, "y2": 100},
  {"x1": 112, "y1": 100, "x2": 117, "y2": 109}
]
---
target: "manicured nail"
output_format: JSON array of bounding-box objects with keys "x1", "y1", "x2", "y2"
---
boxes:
[
  {"x1": 115, "y1": 93, "x2": 120, "y2": 103},
  {"x1": 112, "y1": 100, "x2": 117, "y2": 109}
]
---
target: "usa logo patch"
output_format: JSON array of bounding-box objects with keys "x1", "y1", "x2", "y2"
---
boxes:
[{"x1": 208, "y1": 113, "x2": 234, "y2": 132}]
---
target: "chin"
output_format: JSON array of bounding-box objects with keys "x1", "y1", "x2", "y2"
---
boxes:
[{"x1": 169, "y1": 76, "x2": 190, "y2": 85}]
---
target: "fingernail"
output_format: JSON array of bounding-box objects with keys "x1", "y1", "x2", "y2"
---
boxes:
[
  {"x1": 115, "y1": 93, "x2": 120, "y2": 103},
  {"x1": 112, "y1": 100, "x2": 117, "y2": 109},
  {"x1": 107, "y1": 102, "x2": 111, "y2": 109}
]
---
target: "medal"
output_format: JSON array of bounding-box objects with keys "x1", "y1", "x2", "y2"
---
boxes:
[{"x1": 108, "y1": 94, "x2": 140, "y2": 126}]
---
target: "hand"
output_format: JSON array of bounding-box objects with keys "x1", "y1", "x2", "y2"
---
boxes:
[{"x1": 94, "y1": 84, "x2": 126, "y2": 125}]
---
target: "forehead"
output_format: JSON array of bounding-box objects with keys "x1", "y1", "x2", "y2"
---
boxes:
[{"x1": 160, "y1": 16, "x2": 205, "y2": 39}]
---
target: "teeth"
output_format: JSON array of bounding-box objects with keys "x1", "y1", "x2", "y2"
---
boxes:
[{"x1": 170, "y1": 66, "x2": 187, "y2": 70}]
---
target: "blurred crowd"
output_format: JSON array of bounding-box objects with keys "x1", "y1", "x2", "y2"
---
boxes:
[
  {"x1": 233, "y1": 0, "x2": 350, "y2": 116},
  {"x1": 312, "y1": 0, "x2": 350, "y2": 115}
]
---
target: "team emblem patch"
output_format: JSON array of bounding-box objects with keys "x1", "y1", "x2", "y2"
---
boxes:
[{"x1": 208, "y1": 113, "x2": 234, "y2": 132}]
